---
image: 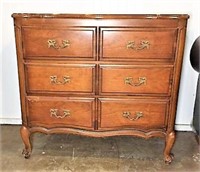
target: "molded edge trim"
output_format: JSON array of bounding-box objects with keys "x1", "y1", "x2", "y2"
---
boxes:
[{"x1": 11, "y1": 13, "x2": 189, "y2": 19}]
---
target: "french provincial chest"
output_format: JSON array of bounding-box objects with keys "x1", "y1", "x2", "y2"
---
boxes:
[{"x1": 12, "y1": 13, "x2": 189, "y2": 163}]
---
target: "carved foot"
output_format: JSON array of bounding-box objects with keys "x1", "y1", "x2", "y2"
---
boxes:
[
  {"x1": 164, "y1": 131, "x2": 175, "y2": 164},
  {"x1": 164, "y1": 153, "x2": 174, "y2": 164},
  {"x1": 22, "y1": 149, "x2": 31, "y2": 159},
  {"x1": 20, "y1": 126, "x2": 32, "y2": 159}
]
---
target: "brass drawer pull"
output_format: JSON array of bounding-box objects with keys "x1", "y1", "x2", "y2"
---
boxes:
[
  {"x1": 47, "y1": 39, "x2": 70, "y2": 49},
  {"x1": 50, "y1": 109, "x2": 70, "y2": 119},
  {"x1": 122, "y1": 111, "x2": 143, "y2": 121},
  {"x1": 124, "y1": 77, "x2": 146, "y2": 86},
  {"x1": 50, "y1": 75, "x2": 70, "y2": 85},
  {"x1": 127, "y1": 40, "x2": 150, "y2": 50}
]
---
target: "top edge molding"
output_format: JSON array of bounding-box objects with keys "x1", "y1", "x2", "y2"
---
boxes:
[{"x1": 12, "y1": 13, "x2": 190, "y2": 19}]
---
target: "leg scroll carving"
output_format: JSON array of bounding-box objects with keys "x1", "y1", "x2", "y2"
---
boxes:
[
  {"x1": 164, "y1": 131, "x2": 175, "y2": 164},
  {"x1": 20, "y1": 126, "x2": 32, "y2": 159}
]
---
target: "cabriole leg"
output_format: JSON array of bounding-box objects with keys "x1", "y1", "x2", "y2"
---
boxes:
[
  {"x1": 164, "y1": 131, "x2": 175, "y2": 164},
  {"x1": 20, "y1": 126, "x2": 32, "y2": 159}
]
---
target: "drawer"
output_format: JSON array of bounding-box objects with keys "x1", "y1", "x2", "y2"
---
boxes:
[
  {"x1": 26, "y1": 96, "x2": 95, "y2": 129},
  {"x1": 100, "y1": 65, "x2": 172, "y2": 95},
  {"x1": 98, "y1": 98, "x2": 168, "y2": 130},
  {"x1": 22, "y1": 27, "x2": 96, "y2": 59},
  {"x1": 25, "y1": 63, "x2": 95, "y2": 94},
  {"x1": 100, "y1": 28, "x2": 177, "y2": 60}
]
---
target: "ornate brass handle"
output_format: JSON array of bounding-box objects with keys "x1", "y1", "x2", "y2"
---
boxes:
[
  {"x1": 50, "y1": 109, "x2": 70, "y2": 119},
  {"x1": 124, "y1": 77, "x2": 146, "y2": 86},
  {"x1": 47, "y1": 39, "x2": 70, "y2": 49},
  {"x1": 122, "y1": 111, "x2": 143, "y2": 121},
  {"x1": 50, "y1": 75, "x2": 70, "y2": 85},
  {"x1": 127, "y1": 40, "x2": 150, "y2": 50}
]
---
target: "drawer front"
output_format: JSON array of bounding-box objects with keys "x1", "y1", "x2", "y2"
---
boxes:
[
  {"x1": 22, "y1": 27, "x2": 96, "y2": 59},
  {"x1": 100, "y1": 65, "x2": 172, "y2": 95},
  {"x1": 100, "y1": 28, "x2": 177, "y2": 60},
  {"x1": 98, "y1": 98, "x2": 168, "y2": 130},
  {"x1": 25, "y1": 63, "x2": 95, "y2": 94},
  {"x1": 27, "y1": 96, "x2": 95, "y2": 129}
]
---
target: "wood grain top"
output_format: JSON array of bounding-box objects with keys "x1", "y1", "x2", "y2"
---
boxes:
[{"x1": 12, "y1": 13, "x2": 189, "y2": 19}]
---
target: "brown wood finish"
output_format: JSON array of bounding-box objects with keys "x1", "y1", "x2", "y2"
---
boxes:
[
  {"x1": 26, "y1": 96, "x2": 95, "y2": 129},
  {"x1": 100, "y1": 28, "x2": 177, "y2": 60},
  {"x1": 12, "y1": 13, "x2": 189, "y2": 163},
  {"x1": 14, "y1": 24, "x2": 28, "y2": 126},
  {"x1": 98, "y1": 98, "x2": 169, "y2": 130},
  {"x1": 25, "y1": 63, "x2": 95, "y2": 94},
  {"x1": 164, "y1": 131, "x2": 175, "y2": 163},
  {"x1": 22, "y1": 27, "x2": 96, "y2": 59},
  {"x1": 100, "y1": 65, "x2": 173, "y2": 95},
  {"x1": 29, "y1": 126, "x2": 166, "y2": 138},
  {"x1": 20, "y1": 126, "x2": 31, "y2": 158}
]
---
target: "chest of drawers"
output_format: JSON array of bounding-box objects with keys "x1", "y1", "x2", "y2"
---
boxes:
[{"x1": 12, "y1": 14, "x2": 189, "y2": 163}]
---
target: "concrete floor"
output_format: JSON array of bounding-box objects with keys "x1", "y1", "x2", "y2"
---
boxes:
[{"x1": 0, "y1": 125, "x2": 199, "y2": 172}]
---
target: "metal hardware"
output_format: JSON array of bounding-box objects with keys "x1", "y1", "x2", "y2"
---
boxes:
[
  {"x1": 61, "y1": 40, "x2": 70, "y2": 48},
  {"x1": 127, "y1": 40, "x2": 150, "y2": 50},
  {"x1": 124, "y1": 77, "x2": 146, "y2": 86},
  {"x1": 50, "y1": 75, "x2": 70, "y2": 85},
  {"x1": 50, "y1": 109, "x2": 70, "y2": 119},
  {"x1": 122, "y1": 111, "x2": 143, "y2": 121},
  {"x1": 47, "y1": 39, "x2": 70, "y2": 49}
]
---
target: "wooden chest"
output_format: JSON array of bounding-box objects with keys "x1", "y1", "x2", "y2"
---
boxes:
[{"x1": 12, "y1": 14, "x2": 189, "y2": 163}]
